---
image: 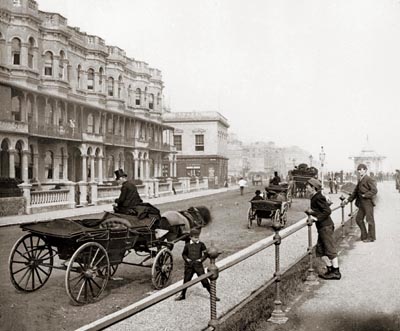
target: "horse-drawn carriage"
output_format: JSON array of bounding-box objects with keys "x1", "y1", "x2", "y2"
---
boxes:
[
  {"x1": 247, "y1": 188, "x2": 289, "y2": 229},
  {"x1": 8, "y1": 207, "x2": 211, "y2": 305},
  {"x1": 290, "y1": 164, "x2": 318, "y2": 198}
]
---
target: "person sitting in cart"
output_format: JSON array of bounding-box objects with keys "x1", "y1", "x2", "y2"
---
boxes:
[
  {"x1": 270, "y1": 171, "x2": 281, "y2": 186},
  {"x1": 114, "y1": 169, "x2": 160, "y2": 219},
  {"x1": 251, "y1": 190, "x2": 264, "y2": 201},
  {"x1": 175, "y1": 228, "x2": 220, "y2": 301}
]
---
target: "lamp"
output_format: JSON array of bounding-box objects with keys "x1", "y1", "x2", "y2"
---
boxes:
[{"x1": 319, "y1": 146, "x2": 325, "y2": 187}]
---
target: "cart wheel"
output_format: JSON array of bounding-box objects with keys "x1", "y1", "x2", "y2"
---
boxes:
[
  {"x1": 152, "y1": 248, "x2": 173, "y2": 289},
  {"x1": 66, "y1": 242, "x2": 110, "y2": 305},
  {"x1": 9, "y1": 233, "x2": 53, "y2": 292},
  {"x1": 247, "y1": 206, "x2": 253, "y2": 229},
  {"x1": 257, "y1": 217, "x2": 262, "y2": 226},
  {"x1": 99, "y1": 218, "x2": 131, "y2": 230}
]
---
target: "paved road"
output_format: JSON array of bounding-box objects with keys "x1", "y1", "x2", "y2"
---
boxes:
[{"x1": 262, "y1": 181, "x2": 400, "y2": 331}]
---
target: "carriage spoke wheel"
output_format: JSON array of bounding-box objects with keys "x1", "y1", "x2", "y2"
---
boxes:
[
  {"x1": 247, "y1": 207, "x2": 253, "y2": 229},
  {"x1": 97, "y1": 264, "x2": 118, "y2": 279},
  {"x1": 152, "y1": 248, "x2": 173, "y2": 289},
  {"x1": 9, "y1": 234, "x2": 53, "y2": 292},
  {"x1": 66, "y1": 242, "x2": 110, "y2": 305},
  {"x1": 281, "y1": 208, "x2": 288, "y2": 227}
]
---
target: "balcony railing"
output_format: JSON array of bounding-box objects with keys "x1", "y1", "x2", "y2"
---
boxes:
[
  {"x1": 29, "y1": 122, "x2": 82, "y2": 140},
  {"x1": 104, "y1": 134, "x2": 135, "y2": 147},
  {"x1": 148, "y1": 140, "x2": 174, "y2": 151},
  {"x1": 0, "y1": 119, "x2": 28, "y2": 134}
]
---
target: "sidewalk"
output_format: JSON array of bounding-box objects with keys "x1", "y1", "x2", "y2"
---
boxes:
[
  {"x1": 0, "y1": 187, "x2": 234, "y2": 227},
  {"x1": 265, "y1": 181, "x2": 400, "y2": 331}
]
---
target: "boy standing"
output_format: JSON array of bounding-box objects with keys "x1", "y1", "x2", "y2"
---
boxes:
[
  {"x1": 305, "y1": 178, "x2": 341, "y2": 280},
  {"x1": 175, "y1": 228, "x2": 219, "y2": 301}
]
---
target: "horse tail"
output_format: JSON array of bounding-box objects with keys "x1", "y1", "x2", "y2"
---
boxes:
[{"x1": 194, "y1": 206, "x2": 212, "y2": 227}]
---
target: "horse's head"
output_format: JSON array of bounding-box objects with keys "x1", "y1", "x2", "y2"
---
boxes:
[{"x1": 193, "y1": 206, "x2": 212, "y2": 227}]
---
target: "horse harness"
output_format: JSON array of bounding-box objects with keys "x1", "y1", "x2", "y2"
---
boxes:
[{"x1": 179, "y1": 207, "x2": 205, "y2": 228}]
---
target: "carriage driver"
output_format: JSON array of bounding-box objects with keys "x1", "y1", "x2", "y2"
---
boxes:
[{"x1": 114, "y1": 169, "x2": 143, "y2": 214}]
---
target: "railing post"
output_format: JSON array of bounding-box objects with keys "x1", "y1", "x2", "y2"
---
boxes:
[
  {"x1": 339, "y1": 195, "x2": 350, "y2": 248},
  {"x1": 207, "y1": 244, "x2": 221, "y2": 329},
  {"x1": 305, "y1": 215, "x2": 319, "y2": 285},
  {"x1": 18, "y1": 183, "x2": 32, "y2": 215},
  {"x1": 268, "y1": 221, "x2": 288, "y2": 324},
  {"x1": 348, "y1": 201, "x2": 357, "y2": 235}
]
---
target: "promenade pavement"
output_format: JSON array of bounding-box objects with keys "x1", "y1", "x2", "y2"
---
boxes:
[
  {"x1": 266, "y1": 181, "x2": 400, "y2": 331},
  {"x1": 0, "y1": 186, "x2": 236, "y2": 227}
]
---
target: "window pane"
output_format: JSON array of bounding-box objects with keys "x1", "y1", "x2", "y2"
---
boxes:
[{"x1": 173, "y1": 135, "x2": 182, "y2": 151}]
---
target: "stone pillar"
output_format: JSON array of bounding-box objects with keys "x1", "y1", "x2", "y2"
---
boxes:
[
  {"x1": 169, "y1": 160, "x2": 173, "y2": 177},
  {"x1": 53, "y1": 155, "x2": 60, "y2": 181},
  {"x1": 81, "y1": 155, "x2": 87, "y2": 182},
  {"x1": 173, "y1": 161, "x2": 177, "y2": 177},
  {"x1": 77, "y1": 181, "x2": 88, "y2": 206},
  {"x1": 146, "y1": 159, "x2": 150, "y2": 179},
  {"x1": 63, "y1": 181, "x2": 76, "y2": 207},
  {"x1": 20, "y1": 42, "x2": 28, "y2": 67},
  {"x1": 63, "y1": 153, "x2": 68, "y2": 181},
  {"x1": 22, "y1": 151, "x2": 29, "y2": 183},
  {"x1": 18, "y1": 183, "x2": 32, "y2": 214},
  {"x1": 88, "y1": 182, "x2": 97, "y2": 206},
  {"x1": 134, "y1": 158, "x2": 139, "y2": 180},
  {"x1": 167, "y1": 177, "x2": 173, "y2": 194},
  {"x1": 196, "y1": 177, "x2": 200, "y2": 191},
  {"x1": 98, "y1": 156, "x2": 103, "y2": 184},
  {"x1": 33, "y1": 153, "x2": 39, "y2": 180},
  {"x1": 140, "y1": 159, "x2": 144, "y2": 179},
  {"x1": 153, "y1": 178, "x2": 159, "y2": 198},
  {"x1": 9, "y1": 149, "x2": 16, "y2": 178},
  {"x1": 90, "y1": 156, "x2": 95, "y2": 182}
]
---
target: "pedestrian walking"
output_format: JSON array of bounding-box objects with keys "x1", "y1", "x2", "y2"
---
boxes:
[
  {"x1": 395, "y1": 169, "x2": 400, "y2": 193},
  {"x1": 175, "y1": 228, "x2": 220, "y2": 301},
  {"x1": 328, "y1": 178, "x2": 334, "y2": 194},
  {"x1": 333, "y1": 177, "x2": 339, "y2": 194},
  {"x1": 238, "y1": 177, "x2": 247, "y2": 196},
  {"x1": 305, "y1": 178, "x2": 341, "y2": 280},
  {"x1": 344, "y1": 164, "x2": 378, "y2": 242}
]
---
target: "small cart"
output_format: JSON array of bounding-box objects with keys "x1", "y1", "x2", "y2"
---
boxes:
[{"x1": 247, "y1": 199, "x2": 289, "y2": 229}]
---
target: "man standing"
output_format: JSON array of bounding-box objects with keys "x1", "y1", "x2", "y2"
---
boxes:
[
  {"x1": 344, "y1": 164, "x2": 378, "y2": 242},
  {"x1": 238, "y1": 177, "x2": 247, "y2": 196},
  {"x1": 270, "y1": 171, "x2": 281, "y2": 186},
  {"x1": 114, "y1": 169, "x2": 143, "y2": 214},
  {"x1": 305, "y1": 178, "x2": 341, "y2": 280}
]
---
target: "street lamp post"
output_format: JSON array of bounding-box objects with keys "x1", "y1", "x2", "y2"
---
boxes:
[
  {"x1": 309, "y1": 155, "x2": 313, "y2": 167},
  {"x1": 319, "y1": 146, "x2": 326, "y2": 189}
]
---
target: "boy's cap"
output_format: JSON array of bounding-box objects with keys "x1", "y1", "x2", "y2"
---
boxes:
[
  {"x1": 307, "y1": 178, "x2": 322, "y2": 190},
  {"x1": 255, "y1": 190, "x2": 261, "y2": 195},
  {"x1": 357, "y1": 163, "x2": 368, "y2": 170},
  {"x1": 190, "y1": 228, "x2": 201, "y2": 236}
]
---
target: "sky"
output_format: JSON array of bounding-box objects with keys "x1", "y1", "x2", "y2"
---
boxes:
[{"x1": 36, "y1": 0, "x2": 400, "y2": 171}]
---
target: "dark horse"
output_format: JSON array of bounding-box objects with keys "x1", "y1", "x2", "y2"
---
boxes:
[{"x1": 160, "y1": 206, "x2": 212, "y2": 242}]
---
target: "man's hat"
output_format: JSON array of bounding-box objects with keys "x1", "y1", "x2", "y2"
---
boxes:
[
  {"x1": 255, "y1": 190, "x2": 261, "y2": 195},
  {"x1": 357, "y1": 164, "x2": 368, "y2": 170},
  {"x1": 307, "y1": 178, "x2": 322, "y2": 190},
  {"x1": 115, "y1": 168, "x2": 127, "y2": 180},
  {"x1": 190, "y1": 228, "x2": 201, "y2": 237}
]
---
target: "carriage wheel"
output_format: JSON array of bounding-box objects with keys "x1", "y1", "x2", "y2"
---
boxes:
[
  {"x1": 66, "y1": 242, "x2": 110, "y2": 305},
  {"x1": 9, "y1": 233, "x2": 54, "y2": 292},
  {"x1": 152, "y1": 248, "x2": 173, "y2": 289},
  {"x1": 247, "y1": 207, "x2": 253, "y2": 229}
]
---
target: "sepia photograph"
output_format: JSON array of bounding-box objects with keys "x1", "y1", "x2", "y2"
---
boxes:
[{"x1": 0, "y1": 0, "x2": 399, "y2": 330}]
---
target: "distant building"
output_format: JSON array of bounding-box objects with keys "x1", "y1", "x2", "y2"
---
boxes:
[
  {"x1": 226, "y1": 133, "x2": 244, "y2": 178},
  {"x1": 162, "y1": 111, "x2": 229, "y2": 188},
  {"x1": 349, "y1": 137, "x2": 385, "y2": 174}
]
